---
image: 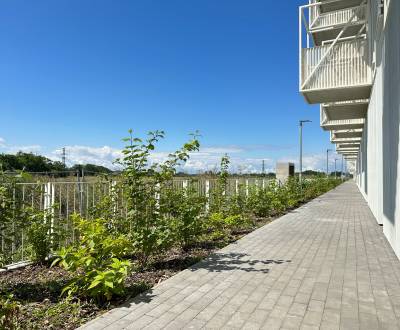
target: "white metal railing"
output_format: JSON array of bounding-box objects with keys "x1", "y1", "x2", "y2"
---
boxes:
[
  {"x1": 301, "y1": 38, "x2": 370, "y2": 91},
  {"x1": 320, "y1": 106, "x2": 328, "y2": 125},
  {"x1": 321, "y1": 118, "x2": 365, "y2": 127},
  {"x1": 310, "y1": 5, "x2": 366, "y2": 30},
  {"x1": 322, "y1": 99, "x2": 369, "y2": 107},
  {"x1": 1, "y1": 177, "x2": 271, "y2": 266},
  {"x1": 309, "y1": 0, "x2": 320, "y2": 28}
]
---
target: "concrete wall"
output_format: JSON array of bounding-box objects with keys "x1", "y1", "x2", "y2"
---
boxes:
[{"x1": 356, "y1": 0, "x2": 400, "y2": 257}]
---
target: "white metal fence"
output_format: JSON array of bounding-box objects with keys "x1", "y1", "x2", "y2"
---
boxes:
[{"x1": 0, "y1": 177, "x2": 271, "y2": 266}]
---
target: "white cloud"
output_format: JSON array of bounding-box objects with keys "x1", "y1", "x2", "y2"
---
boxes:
[
  {"x1": 0, "y1": 138, "x2": 42, "y2": 154},
  {"x1": 0, "y1": 138, "x2": 337, "y2": 174},
  {"x1": 278, "y1": 152, "x2": 343, "y2": 172},
  {"x1": 51, "y1": 146, "x2": 122, "y2": 168},
  {"x1": 48, "y1": 144, "x2": 276, "y2": 173}
]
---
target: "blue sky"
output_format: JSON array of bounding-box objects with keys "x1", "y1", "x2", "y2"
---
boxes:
[{"x1": 0, "y1": 0, "x2": 340, "y2": 172}]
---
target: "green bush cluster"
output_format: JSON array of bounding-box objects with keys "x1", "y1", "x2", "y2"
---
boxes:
[
  {"x1": 52, "y1": 215, "x2": 131, "y2": 302},
  {"x1": 0, "y1": 293, "x2": 20, "y2": 330},
  {"x1": 0, "y1": 130, "x2": 342, "y2": 304}
]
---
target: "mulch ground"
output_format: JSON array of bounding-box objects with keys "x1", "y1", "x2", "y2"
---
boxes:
[{"x1": 0, "y1": 217, "x2": 274, "y2": 330}]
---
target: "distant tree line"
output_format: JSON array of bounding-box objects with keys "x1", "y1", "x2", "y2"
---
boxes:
[
  {"x1": 0, "y1": 152, "x2": 112, "y2": 176},
  {"x1": 1, "y1": 152, "x2": 332, "y2": 178}
]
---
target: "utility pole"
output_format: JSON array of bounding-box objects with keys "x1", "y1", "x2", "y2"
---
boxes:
[
  {"x1": 299, "y1": 120, "x2": 312, "y2": 187},
  {"x1": 326, "y1": 149, "x2": 332, "y2": 176},
  {"x1": 62, "y1": 147, "x2": 66, "y2": 167},
  {"x1": 262, "y1": 159, "x2": 265, "y2": 176}
]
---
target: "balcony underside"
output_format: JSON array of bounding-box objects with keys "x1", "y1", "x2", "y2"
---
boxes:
[
  {"x1": 319, "y1": 0, "x2": 363, "y2": 13},
  {"x1": 337, "y1": 143, "x2": 360, "y2": 149},
  {"x1": 302, "y1": 84, "x2": 371, "y2": 104},
  {"x1": 331, "y1": 137, "x2": 362, "y2": 144},
  {"x1": 337, "y1": 147, "x2": 359, "y2": 152},
  {"x1": 322, "y1": 100, "x2": 368, "y2": 120},
  {"x1": 339, "y1": 152, "x2": 359, "y2": 156},
  {"x1": 338, "y1": 148, "x2": 359, "y2": 153},
  {"x1": 321, "y1": 120, "x2": 364, "y2": 131},
  {"x1": 312, "y1": 24, "x2": 365, "y2": 46},
  {"x1": 333, "y1": 129, "x2": 363, "y2": 139}
]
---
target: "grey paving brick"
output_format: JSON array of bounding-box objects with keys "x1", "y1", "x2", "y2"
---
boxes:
[
  {"x1": 282, "y1": 314, "x2": 303, "y2": 329},
  {"x1": 288, "y1": 302, "x2": 307, "y2": 317},
  {"x1": 77, "y1": 183, "x2": 400, "y2": 330}
]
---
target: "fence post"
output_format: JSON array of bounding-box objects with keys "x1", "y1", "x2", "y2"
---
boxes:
[
  {"x1": 183, "y1": 179, "x2": 188, "y2": 191},
  {"x1": 235, "y1": 179, "x2": 239, "y2": 195},
  {"x1": 205, "y1": 180, "x2": 210, "y2": 212},
  {"x1": 44, "y1": 182, "x2": 55, "y2": 246},
  {"x1": 50, "y1": 183, "x2": 55, "y2": 245},
  {"x1": 246, "y1": 179, "x2": 249, "y2": 197},
  {"x1": 155, "y1": 183, "x2": 161, "y2": 211},
  {"x1": 77, "y1": 171, "x2": 83, "y2": 215},
  {"x1": 12, "y1": 187, "x2": 16, "y2": 262},
  {"x1": 262, "y1": 179, "x2": 266, "y2": 189},
  {"x1": 111, "y1": 181, "x2": 117, "y2": 217}
]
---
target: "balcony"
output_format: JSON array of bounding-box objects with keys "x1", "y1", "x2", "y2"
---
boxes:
[
  {"x1": 315, "y1": 0, "x2": 364, "y2": 13},
  {"x1": 330, "y1": 129, "x2": 363, "y2": 144},
  {"x1": 300, "y1": 39, "x2": 371, "y2": 104},
  {"x1": 299, "y1": 0, "x2": 371, "y2": 104},
  {"x1": 338, "y1": 150, "x2": 359, "y2": 157},
  {"x1": 320, "y1": 99, "x2": 367, "y2": 130},
  {"x1": 321, "y1": 117, "x2": 365, "y2": 131},
  {"x1": 336, "y1": 144, "x2": 359, "y2": 152},
  {"x1": 310, "y1": 4, "x2": 367, "y2": 46},
  {"x1": 336, "y1": 142, "x2": 360, "y2": 149}
]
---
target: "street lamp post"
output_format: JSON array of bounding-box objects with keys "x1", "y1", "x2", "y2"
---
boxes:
[
  {"x1": 341, "y1": 154, "x2": 344, "y2": 180},
  {"x1": 299, "y1": 120, "x2": 312, "y2": 188},
  {"x1": 334, "y1": 158, "x2": 338, "y2": 179},
  {"x1": 326, "y1": 149, "x2": 332, "y2": 176}
]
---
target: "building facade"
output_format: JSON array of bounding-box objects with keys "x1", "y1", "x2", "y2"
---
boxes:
[{"x1": 299, "y1": 0, "x2": 400, "y2": 257}]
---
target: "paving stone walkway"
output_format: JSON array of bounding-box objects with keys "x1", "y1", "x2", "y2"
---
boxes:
[{"x1": 79, "y1": 182, "x2": 400, "y2": 330}]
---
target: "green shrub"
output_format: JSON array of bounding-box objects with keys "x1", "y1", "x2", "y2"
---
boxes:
[
  {"x1": 223, "y1": 214, "x2": 252, "y2": 231},
  {"x1": 246, "y1": 186, "x2": 272, "y2": 217},
  {"x1": 210, "y1": 155, "x2": 230, "y2": 214},
  {"x1": 226, "y1": 186, "x2": 248, "y2": 217},
  {"x1": 205, "y1": 212, "x2": 252, "y2": 241},
  {"x1": 116, "y1": 130, "x2": 201, "y2": 267},
  {"x1": 0, "y1": 293, "x2": 20, "y2": 330},
  {"x1": 26, "y1": 210, "x2": 62, "y2": 264},
  {"x1": 163, "y1": 184, "x2": 207, "y2": 250},
  {"x1": 204, "y1": 213, "x2": 227, "y2": 240},
  {"x1": 52, "y1": 215, "x2": 131, "y2": 302}
]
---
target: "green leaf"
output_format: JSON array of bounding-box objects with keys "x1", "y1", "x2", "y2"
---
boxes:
[{"x1": 88, "y1": 280, "x2": 101, "y2": 290}]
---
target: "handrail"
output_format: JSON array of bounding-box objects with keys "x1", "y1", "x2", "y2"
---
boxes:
[
  {"x1": 300, "y1": 0, "x2": 360, "y2": 10},
  {"x1": 310, "y1": 4, "x2": 367, "y2": 31},
  {"x1": 321, "y1": 34, "x2": 366, "y2": 46},
  {"x1": 301, "y1": 1, "x2": 366, "y2": 90}
]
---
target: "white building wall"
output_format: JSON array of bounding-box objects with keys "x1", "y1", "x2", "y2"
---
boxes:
[{"x1": 356, "y1": 0, "x2": 400, "y2": 257}]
